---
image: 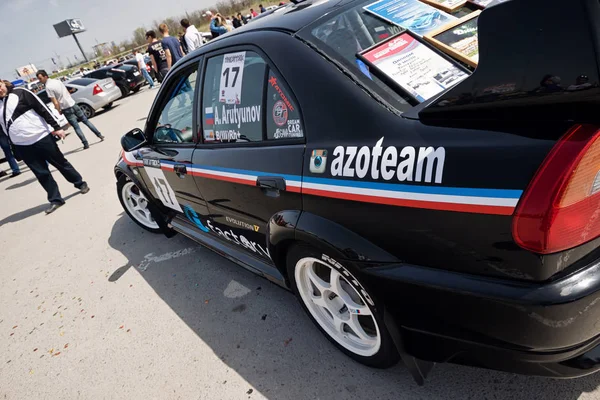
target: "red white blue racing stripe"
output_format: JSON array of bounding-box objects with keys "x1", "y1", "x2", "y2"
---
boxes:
[{"x1": 122, "y1": 152, "x2": 521, "y2": 215}]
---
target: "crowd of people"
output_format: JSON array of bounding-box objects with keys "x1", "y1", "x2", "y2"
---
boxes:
[{"x1": 0, "y1": 3, "x2": 284, "y2": 213}]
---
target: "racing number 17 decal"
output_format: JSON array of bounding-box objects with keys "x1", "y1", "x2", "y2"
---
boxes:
[
  {"x1": 219, "y1": 52, "x2": 246, "y2": 105},
  {"x1": 144, "y1": 165, "x2": 183, "y2": 213}
]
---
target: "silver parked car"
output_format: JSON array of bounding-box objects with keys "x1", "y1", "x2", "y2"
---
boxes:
[{"x1": 64, "y1": 77, "x2": 122, "y2": 118}]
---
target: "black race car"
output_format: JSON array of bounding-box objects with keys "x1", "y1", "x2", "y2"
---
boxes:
[
  {"x1": 114, "y1": 0, "x2": 600, "y2": 384},
  {"x1": 85, "y1": 64, "x2": 145, "y2": 97}
]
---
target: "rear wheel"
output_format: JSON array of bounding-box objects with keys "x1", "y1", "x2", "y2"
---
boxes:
[
  {"x1": 103, "y1": 102, "x2": 113, "y2": 110},
  {"x1": 133, "y1": 86, "x2": 141, "y2": 93},
  {"x1": 287, "y1": 244, "x2": 399, "y2": 368},
  {"x1": 118, "y1": 85, "x2": 129, "y2": 97},
  {"x1": 78, "y1": 103, "x2": 95, "y2": 119},
  {"x1": 117, "y1": 175, "x2": 161, "y2": 233}
]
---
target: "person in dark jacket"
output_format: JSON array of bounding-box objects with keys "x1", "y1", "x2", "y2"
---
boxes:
[
  {"x1": 0, "y1": 80, "x2": 90, "y2": 214},
  {"x1": 232, "y1": 15, "x2": 242, "y2": 28}
]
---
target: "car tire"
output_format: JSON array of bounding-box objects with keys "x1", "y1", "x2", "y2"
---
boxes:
[
  {"x1": 78, "y1": 104, "x2": 95, "y2": 119},
  {"x1": 117, "y1": 175, "x2": 162, "y2": 234},
  {"x1": 286, "y1": 243, "x2": 399, "y2": 368},
  {"x1": 118, "y1": 85, "x2": 129, "y2": 97},
  {"x1": 103, "y1": 102, "x2": 114, "y2": 110},
  {"x1": 133, "y1": 86, "x2": 141, "y2": 93}
]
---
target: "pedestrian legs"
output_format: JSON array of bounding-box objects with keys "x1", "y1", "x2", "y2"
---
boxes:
[
  {"x1": 141, "y1": 68, "x2": 154, "y2": 87},
  {"x1": 63, "y1": 107, "x2": 89, "y2": 146},
  {"x1": 71, "y1": 104, "x2": 103, "y2": 138},
  {"x1": 0, "y1": 134, "x2": 21, "y2": 174},
  {"x1": 16, "y1": 135, "x2": 87, "y2": 205}
]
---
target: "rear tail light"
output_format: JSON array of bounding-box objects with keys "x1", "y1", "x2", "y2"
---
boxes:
[
  {"x1": 92, "y1": 84, "x2": 103, "y2": 95},
  {"x1": 512, "y1": 124, "x2": 600, "y2": 254}
]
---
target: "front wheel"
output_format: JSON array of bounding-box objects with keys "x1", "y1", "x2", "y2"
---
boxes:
[
  {"x1": 103, "y1": 102, "x2": 113, "y2": 110},
  {"x1": 117, "y1": 175, "x2": 161, "y2": 233},
  {"x1": 287, "y1": 244, "x2": 399, "y2": 368}
]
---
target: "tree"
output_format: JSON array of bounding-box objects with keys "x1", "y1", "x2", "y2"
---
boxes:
[{"x1": 132, "y1": 27, "x2": 147, "y2": 47}]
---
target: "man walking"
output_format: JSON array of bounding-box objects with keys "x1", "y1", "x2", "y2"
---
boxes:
[
  {"x1": 146, "y1": 30, "x2": 170, "y2": 83},
  {"x1": 36, "y1": 70, "x2": 104, "y2": 150},
  {"x1": 0, "y1": 80, "x2": 89, "y2": 214},
  {"x1": 134, "y1": 48, "x2": 154, "y2": 89},
  {"x1": 159, "y1": 23, "x2": 184, "y2": 69},
  {"x1": 180, "y1": 19, "x2": 204, "y2": 53},
  {"x1": 0, "y1": 130, "x2": 21, "y2": 177}
]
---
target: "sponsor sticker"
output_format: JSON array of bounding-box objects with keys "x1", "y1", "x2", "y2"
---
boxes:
[
  {"x1": 226, "y1": 216, "x2": 260, "y2": 232},
  {"x1": 310, "y1": 149, "x2": 328, "y2": 174},
  {"x1": 329, "y1": 137, "x2": 445, "y2": 184},
  {"x1": 272, "y1": 100, "x2": 288, "y2": 127},
  {"x1": 184, "y1": 207, "x2": 269, "y2": 258},
  {"x1": 273, "y1": 119, "x2": 302, "y2": 139}
]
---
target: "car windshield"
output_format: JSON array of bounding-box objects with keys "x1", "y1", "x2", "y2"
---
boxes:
[{"x1": 69, "y1": 78, "x2": 96, "y2": 86}]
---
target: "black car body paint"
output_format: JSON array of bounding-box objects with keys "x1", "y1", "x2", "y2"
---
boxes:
[{"x1": 115, "y1": 0, "x2": 600, "y2": 382}]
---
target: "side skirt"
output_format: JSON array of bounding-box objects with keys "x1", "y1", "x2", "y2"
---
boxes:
[{"x1": 170, "y1": 217, "x2": 288, "y2": 289}]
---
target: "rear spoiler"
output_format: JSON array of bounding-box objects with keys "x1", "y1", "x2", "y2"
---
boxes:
[{"x1": 418, "y1": 0, "x2": 600, "y2": 123}]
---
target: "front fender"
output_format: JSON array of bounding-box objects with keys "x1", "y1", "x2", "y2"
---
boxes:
[{"x1": 114, "y1": 160, "x2": 176, "y2": 238}]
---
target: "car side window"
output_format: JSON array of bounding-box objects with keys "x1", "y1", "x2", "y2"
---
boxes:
[
  {"x1": 66, "y1": 86, "x2": 77, "y2": 94},
  {"x1": 266, "y1": 70, "x2": 304, "y2": 140},
  {"x1": 153, "y1": 66, "x2": 198, "y2": 145},
  {"x1": 201, "y1": 51, "x2": 266, "y2": 143},
  {"x1": 37, "y1": 91, "x2": 49, "y2": 104}
]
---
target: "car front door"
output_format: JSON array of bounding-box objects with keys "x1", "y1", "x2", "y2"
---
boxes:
[
  {"x1": 190, "y1": 48, "x2": 305, "y2": 262},
  {"x1": 135, "y1": 61, "x2": 210, "y2": 221}
]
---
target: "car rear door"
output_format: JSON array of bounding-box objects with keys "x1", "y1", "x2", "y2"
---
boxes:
[
  {"x1": 134, "y1": 61, "x2": 209, "y2": 220},
  {"x1": 190, "y1": 47, "x2": 305, "y2": 262}
]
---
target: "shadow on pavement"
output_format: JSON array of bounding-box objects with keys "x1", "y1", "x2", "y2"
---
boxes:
[
  {"x1": 5, "y1": 176, "x2": 38, "y2": 190},
  {"x1": 107, "y1": 215, "x2": 600, "y2": 399},
  {"x1": 0, "y1": 192, "x2": 80, "y2": 225}
]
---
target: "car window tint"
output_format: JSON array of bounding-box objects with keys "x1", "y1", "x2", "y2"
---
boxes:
[
  {"x1": 36, "y1": 91, "x2": 49, "y2": 103},
  {"x1": 266, "y1": 69, "x2": 303, "y2": 140},
  {"x1": 201, "y1": 51, "x2": 266, "y2": 143},
  {"x1": 153, "y1": 66, "x2": 198, "y2": 144},
  {"x1": 308, "y1": 3, "x2": 410, "y2": 112},
  {"x1": 66, "y1": 86, "x2": 77, "y2": 94},
  {"x1": 70, "y1": 78, "x2": 95, "y2": 86}
]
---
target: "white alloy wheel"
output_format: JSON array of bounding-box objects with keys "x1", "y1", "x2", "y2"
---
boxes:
[
  {"x1": 121, "y1": 181, "x2": 159, "y2": 230},
  {"x1": 295, "y1": 257, "x2": 381, "y2": 356}
]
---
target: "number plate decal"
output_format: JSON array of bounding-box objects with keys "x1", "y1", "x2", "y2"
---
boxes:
[
  {"x1": 144, "y1": 164, "x2": 183, "y2": 212},
  {"x1": 219, "y1": 51, "x2": 246, "y2": 105}
]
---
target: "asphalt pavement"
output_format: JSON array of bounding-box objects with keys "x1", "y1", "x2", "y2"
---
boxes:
[{"x1": 1, "y1": 87, "x2": 600, "y2": 400}]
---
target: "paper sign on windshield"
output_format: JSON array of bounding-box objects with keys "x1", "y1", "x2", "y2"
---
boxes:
[{"x1": 219, "y1": 52, "x2": 246, "y2": 104}]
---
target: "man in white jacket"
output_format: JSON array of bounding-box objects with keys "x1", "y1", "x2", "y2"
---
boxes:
[{"x1": 180, "y1": 19, "x2": 204, "y2": 52}]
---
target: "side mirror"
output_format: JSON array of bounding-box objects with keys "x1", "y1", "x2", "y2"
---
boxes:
[{"x1": 121, "y1": 128, "x2": 147, "y2": 152}]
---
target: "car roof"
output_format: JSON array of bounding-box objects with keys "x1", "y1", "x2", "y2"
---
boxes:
[{"x1": 195, "y1": 0, "x2": 347, "y2": 49}]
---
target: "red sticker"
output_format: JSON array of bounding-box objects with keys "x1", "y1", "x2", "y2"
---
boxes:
[{"x1": 272, "y1": 100, "x2": 288, "y2": 127}]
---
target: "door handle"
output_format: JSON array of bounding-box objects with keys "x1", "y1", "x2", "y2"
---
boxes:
[
  {"x1": 257, "y1": 176, "x2": 286, "y2": 191},
  {"x1": 174, "y1": 164, "x2": 187, "y2": 178}
]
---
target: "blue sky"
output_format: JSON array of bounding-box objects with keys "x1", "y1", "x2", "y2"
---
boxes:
[{"x1": 0, "y1": 0, "x2": 215, "y2": 79}]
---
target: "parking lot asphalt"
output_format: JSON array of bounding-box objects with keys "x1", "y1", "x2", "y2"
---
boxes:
[{"x1": 2, "y1": 87, "x2": 600, "y2": 400}]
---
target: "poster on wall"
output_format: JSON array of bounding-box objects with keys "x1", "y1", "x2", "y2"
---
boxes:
[
  {"x1": 363, "y1": 0, "x2": 456, "y2": 37},
  {"x1": 359, "y1": 32, "x2": 469, "y2": 102},
  {"x1": 424, "y1": 10, "x2": 480, "y2": 67}
]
